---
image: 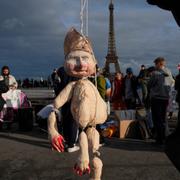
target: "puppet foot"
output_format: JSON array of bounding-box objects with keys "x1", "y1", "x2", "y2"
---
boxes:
[
  {"x1": 90, "y1": 157, "x2": 103, "y2": 180},
  {"x1": 74, "y1": 162, "x2": 90, "y2": 176}
]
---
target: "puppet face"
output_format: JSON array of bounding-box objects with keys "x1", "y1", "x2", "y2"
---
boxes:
[{"x1": 64, "y1": 50, "x2": 96, "y2": 78}]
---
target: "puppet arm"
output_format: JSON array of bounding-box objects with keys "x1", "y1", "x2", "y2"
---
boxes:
[
  {"x1": 48, "y1": 112, "x2": 65, "y2": 152},
  {"x1": 48, "y1": 81, "x2": 76, "y2": 152},
  {"x1": 53, "y1": 81, "x2": 76, "y2": 109}
]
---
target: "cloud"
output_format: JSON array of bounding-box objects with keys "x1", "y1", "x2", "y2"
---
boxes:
[
  {"x1": 0, "y1": 0, "x2": 180, "y2": 78},
  {"x1": 1, "y1": 18, "x2": 24, "y2": 30}
]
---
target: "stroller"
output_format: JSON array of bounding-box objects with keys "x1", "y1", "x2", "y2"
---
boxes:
[{"x1": 0, "y1": 90, "x2": 33, "y2": 131}]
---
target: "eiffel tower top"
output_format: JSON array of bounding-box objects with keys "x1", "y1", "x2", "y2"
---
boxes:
[
  {"x1": 109, "y1": 0, "x2": 114, "y2": 8},
  {"x1": 107, "y1": 0, "x2": 116, "y2": 57},
  {"x1": 104, "y1": 0, "x2": 120, "y2": 76}
]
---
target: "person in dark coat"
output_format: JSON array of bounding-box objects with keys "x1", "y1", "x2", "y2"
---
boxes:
[
  {"x1": 0, "y1": 80, "x2": 8, "y2": 111},
  {"x1": 55, "y1": 66, "x2": 79, "y2": 152},
  {"x1": 148, "y1": 57, "x2": 172, "y2": 144},
  {"x1": 165, "y1": 66, "x2": 180, "y2": 173},
  {"x1": 124, "y1": 67, "x2": 139, "y2": 109},
  {"x1": 0, "y1": 80, "x2": 8, "y2": 129},
  {"x1": 175, "y1": 67, "x2": 180, "y2": 130}
]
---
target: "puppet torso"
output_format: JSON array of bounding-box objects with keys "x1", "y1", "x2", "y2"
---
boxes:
[{"x1": 71, "y1": 79, "x2": 107, "y2": 129}]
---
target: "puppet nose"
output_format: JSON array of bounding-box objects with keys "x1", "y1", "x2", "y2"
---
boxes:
[{"x1": 77, "y1": 58, "x2": 84, "y2": 68}]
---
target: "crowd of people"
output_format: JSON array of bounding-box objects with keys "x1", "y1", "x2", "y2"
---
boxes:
[
  {"x1": 16, "y1": 77, "x2": 52, "y2": 88},
  {"x1": 50, "y1": 57, "x2": 180, "y2": 149},
  {"x1": 110, "y1": 58, "x2": 179, "y2": 145},
  {"x1": 1, "y1": 57, "x2": 180, "y2": 149}
]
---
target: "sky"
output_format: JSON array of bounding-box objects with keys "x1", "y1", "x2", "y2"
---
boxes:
[{"x1": 0, "y1": 0, "x2": 180, "y2": 79}]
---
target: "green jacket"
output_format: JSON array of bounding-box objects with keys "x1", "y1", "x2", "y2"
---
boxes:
[{"x1": 89, "y1": 75, "x2": 106, "y2": 101}]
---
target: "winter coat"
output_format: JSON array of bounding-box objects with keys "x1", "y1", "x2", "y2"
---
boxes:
[
  {"x1": 0, "y1": 75, "x2": 18, "y2": 89},
  {"x1": 124, "y1": 75, "x2": 138, "y2": 99},
  {"x1": 148, "y1": 69, "x2": 171, "y2": 100},
  {"x1": 0, "y1": 80, "x2": 8, "y2": 111},
  {"x1": 175, "y1": 73, "x2": 180, "y2": 103}
]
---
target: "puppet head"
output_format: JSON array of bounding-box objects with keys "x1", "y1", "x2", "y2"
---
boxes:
[{"x1": 64, "y1": 28, "x2": 97, "y2": 78}]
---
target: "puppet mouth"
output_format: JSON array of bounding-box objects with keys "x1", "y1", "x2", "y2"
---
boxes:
[
  {"x1": 77, "y1": 70, "x2": 86, "y2": 72},
  {"x1": 75, "y1": 69, "x2": 88, "y2": 73},
  {"x1": 71, "y1": 70, "x2": 89, "y2": 77}
]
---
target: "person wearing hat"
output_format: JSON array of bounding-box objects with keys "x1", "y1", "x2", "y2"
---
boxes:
[{"x1": 124, "y1": 67, "x2": 139, "y2": 109}]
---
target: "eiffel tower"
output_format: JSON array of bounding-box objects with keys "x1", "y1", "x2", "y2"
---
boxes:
[{"x1": 104, "y1": 0, "x2": 120, "y2": 77}]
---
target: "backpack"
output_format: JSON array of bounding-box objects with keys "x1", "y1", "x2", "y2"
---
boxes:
[{"x1": 97, "y1": 76, "x2": 106, "y2": 100}]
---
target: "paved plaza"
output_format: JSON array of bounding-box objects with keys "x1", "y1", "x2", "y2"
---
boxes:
[{"x1": 0, "y1": 128, "x2": 180, "y2": 180}]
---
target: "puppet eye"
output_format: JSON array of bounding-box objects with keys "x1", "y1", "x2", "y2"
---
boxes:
[
  {"x1": 67, "y1": 56, "x2": 76, "y2": 61},
  {"x1": 81, "y1": 56, "x2": 89, "y2": 62}
]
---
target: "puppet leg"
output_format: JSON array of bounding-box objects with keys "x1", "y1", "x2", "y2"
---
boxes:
[
  {"x1": 74, "y1": 131, "x2": 90, "y2": 176},
  {"x1": 90, "y1": 157, "x2": 103, "y2": 180},
  {"x1": 86, "y1": 127, "x2": 103, "y2": 180}
]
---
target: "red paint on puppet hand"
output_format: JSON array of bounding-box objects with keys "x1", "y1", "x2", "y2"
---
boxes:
[{"x1": 52, "y1": 135, "x2": 65, "y2": 152}]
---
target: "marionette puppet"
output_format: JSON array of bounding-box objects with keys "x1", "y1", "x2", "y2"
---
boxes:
[{"x1": 48, "y1": 28, "x2": 107, "y2": 180}]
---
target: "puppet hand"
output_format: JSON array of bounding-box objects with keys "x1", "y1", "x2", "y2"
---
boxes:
[
  {"x1": 51, "y1": 134, "x2": 65, "y2": 152},
  {"x1": 74, "y1": 162, "x2": 90, "y2": 176}
]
